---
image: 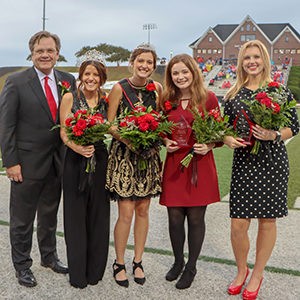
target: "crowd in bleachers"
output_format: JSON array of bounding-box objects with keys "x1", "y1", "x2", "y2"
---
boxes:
[
  {"x1": 271, "y1": 64, "x2": 285, "y2": 84},
  {"x1": 196, "y1": 56, "x2": 289, "y2": 89}
]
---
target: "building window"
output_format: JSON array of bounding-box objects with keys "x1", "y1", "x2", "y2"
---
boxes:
[
  {"x1": 207, "y1": 49, "x2": 212, "y2": 54},
  {"x1": 202, "y1": 49, "x2": 207, "y2": 54},
  {"x1": 279, "y1": 49, "x2": 284, "y2": 54},
  {"x1": 241, "y1": 26, "x2": 244, "y2": 32},
  {"x1": 213, "y1": 49, "x2": 218, "y2": 54},
  {"x1": 197, "y1": 49, "x2": 202, "y2": 54},
  {"x1": 285, "y1": 36, "x2": 289, "y2": 42},
  {"x1": 285, "y1": 49, "x2": 291, "y2": 54},
  {"x1": 218, "y1": 49, "x2": 222, "y2": 54},
  {"x1": 291, "y1": 49, "x2": 296, "y2": 54},
  {"x1": 241, "y1": 34, "x2": 256, "y2": 42},
  {"x1": 274, "y1": 49, "x2": 278, "y2": 54},
  {"x1": 297, "y1": 49, "x2": 300, "y2": 54},
  {"x1": 208, "y1": 37, "x2": 213, "y2": 42},
  {"x1": 253, "y1": 26, "x2": 256, "y2": 31},
  {"x1": 246, "y1": 24, "x2": 251, "y2": 31}
]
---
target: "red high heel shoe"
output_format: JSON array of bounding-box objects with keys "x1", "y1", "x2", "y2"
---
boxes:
[
  {"x1": 227, "y1": 267, "x2": 250, "y2": 295},
  {"x1": 242, "y1": 277, "x2": 263, "y2": 300}
]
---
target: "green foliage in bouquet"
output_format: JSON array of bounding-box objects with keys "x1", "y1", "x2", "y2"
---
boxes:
[
  {"x1": 118, "y1": 105, "x2": 174, "y2": 170},
  {"x1": 242, "y1": 83, "x2": 297, "y2": 130},
  {"x1": 181, "y1": 107, "x2": 236, "y2": 168},
  {"x1": 64, "y1": 107, "x2": 110, "y2": 146},
  {"x1": 118, "y1": 106, "x2": 174, "y2": 152},
  {"x1": 241, "y1": 81, "x2": 297, "y2": 154},
  {"x1": 192, "y1": 108, "x2": 236, "y2": 144}
]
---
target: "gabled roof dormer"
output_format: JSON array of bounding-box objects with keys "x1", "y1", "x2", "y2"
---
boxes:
[
  {"x1": 223, "y1": 15, "x2": 271, "y2": 44},
  {"x1": 189, "y1": 27, "x2": 224, "y2": 49}
]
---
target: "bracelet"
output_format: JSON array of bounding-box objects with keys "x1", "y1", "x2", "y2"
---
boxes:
[{"x1": 274, "y1": 131, "x2": 281, "y2": 143}]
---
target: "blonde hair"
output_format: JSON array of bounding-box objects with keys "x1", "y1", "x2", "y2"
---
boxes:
[
  {"x1": 225, "y1": 40, "x2": 272, "y2": 100},
  {"x1": 161, "y1": 54, "x2": 207, "y2": 110}
]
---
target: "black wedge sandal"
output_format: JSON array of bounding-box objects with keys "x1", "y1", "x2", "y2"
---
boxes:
[
  {"x1": 132, "y1": 259, "x2": 146, "y2": 285},
  {"x1": 112, "y1": 260, "x2": 129, "y2": 288}
]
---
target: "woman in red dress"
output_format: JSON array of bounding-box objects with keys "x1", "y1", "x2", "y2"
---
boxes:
[{"x1": 160, "y1": 54, "x2": 220, "y2": 289}]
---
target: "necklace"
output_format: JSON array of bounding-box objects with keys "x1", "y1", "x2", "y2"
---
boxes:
[
  {"x1": 128, "y1": 78, "x2": 147, "y2": 89},
  {"x1": 127, "y1": 79, "x2": 147, "y2": 105}
]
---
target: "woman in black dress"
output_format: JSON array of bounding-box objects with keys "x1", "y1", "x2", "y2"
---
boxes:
[
  {"x1": 59, "y1": 53, "x2": 110, "y2": 288},
  {"x1": 106, "y1": 44, "x2": 162, "y2": 287},
  {"x1": 223, "y1": 40, "x2": 299, "y2": 300}
]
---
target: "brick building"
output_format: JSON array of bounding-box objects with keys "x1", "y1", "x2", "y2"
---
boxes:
[{"x1": 189, "y1": 15, "x2": 300, "y2": 66}]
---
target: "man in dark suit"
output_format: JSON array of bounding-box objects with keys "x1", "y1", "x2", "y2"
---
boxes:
[{"x1": 0, "y1": 31, "x2": 76, "y2": 287}]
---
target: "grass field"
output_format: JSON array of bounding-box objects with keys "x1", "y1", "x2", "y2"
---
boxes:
[
  {"x1": 286, "y1": 131, "x2": 300, "y2": 208},
  {"x1": 213, "y1": 146, "x2": 233, "y2": 198}
]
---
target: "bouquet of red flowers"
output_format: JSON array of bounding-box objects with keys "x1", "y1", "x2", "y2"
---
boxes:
[
  {"x1": 181, "y1": 107, "x2": 235, "y2": 168},
  {"x1": 241, "y1": 81, "x2": 297, "y2": 154},
  {"x1": 118, "y1": 105, "x2": 174, "y2": 170},
  {"x1": 63, "y1": 108, "x2": 110, "y2": 172}
]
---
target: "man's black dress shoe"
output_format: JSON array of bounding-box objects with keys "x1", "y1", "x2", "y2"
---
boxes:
[
  {"x1": 41, "y1": 259, "x2": 68, "y2": 274},
  {"x1": 16, "y1": 269, "x2": 37, "y2": 287}
]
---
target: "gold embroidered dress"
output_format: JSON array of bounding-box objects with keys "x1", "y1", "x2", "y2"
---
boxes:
[{"x1": 106, "y1": 79, "x2": 162, "y2": 201}]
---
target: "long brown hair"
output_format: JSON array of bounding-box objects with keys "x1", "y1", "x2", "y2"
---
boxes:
[
  {"x1": 225, "y1": 40, "x2": 272, "y2": 100},
  {"x1": 77, "y1": 60, "x2": 107, "y2": 98},
  {"x1": 161, "y1": 54, "x2": 207, "y2": 110}
]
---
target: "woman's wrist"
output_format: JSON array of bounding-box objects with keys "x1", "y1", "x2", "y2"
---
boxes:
[{"x1": 273, "y1": 130, "x2": 281, "y2": 142}]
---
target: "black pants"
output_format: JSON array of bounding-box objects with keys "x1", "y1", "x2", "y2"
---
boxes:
[
  {"x1": 9, "y1": 166, "x2": 61, "y2": 271},
  {"x1": 63, "y1": 147, "x2": 110, "y2": 288}
]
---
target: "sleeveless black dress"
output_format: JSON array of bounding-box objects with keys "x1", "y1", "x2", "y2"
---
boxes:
[
  {"x1": 106, "y1": 79, "x2": 162, "y2": 201},
  {"x1": 63, "y1": 91, "x2": 110, "y2": 288}
]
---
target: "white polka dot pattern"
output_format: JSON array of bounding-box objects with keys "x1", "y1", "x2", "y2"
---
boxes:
[{"x1": 224, "y1": 86, "x2": 299, "y2": 218}]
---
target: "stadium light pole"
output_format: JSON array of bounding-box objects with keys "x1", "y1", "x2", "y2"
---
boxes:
[
  {"x1": 143, "y1": 23, "x2": 157, "y2": 45},
  {"x1": 42, "y1": 0, "x2": 47, "y2": 30}
]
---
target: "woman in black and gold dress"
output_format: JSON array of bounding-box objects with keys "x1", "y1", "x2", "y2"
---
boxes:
[
  {"x1": 59, "y1": 55, "x2": 110, "y2": 288},
  {"x1": 106, "y1": 44, "x2": 162, "y2": 287},
  {"x1": 223, "y1": 40, "x2": 299, "y2": 300}
]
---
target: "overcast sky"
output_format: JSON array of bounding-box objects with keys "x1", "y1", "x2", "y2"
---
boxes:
[{"x1": 0, "y1": 0, "x2": 299, "y2": 67}]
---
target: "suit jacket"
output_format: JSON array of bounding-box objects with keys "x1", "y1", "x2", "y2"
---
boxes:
[{"x1": 0, "y1": 67, "x2": 76, "y2": 179}]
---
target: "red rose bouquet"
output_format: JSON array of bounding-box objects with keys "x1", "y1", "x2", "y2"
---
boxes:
[
  {"x1": 181, "y1": 107, "x2": 235, "y2": 168},
  {"x1": 63, "y1": 108, "x2": 110, "y2": 172},
  {"x1": 241, "y1": 81, "x2": 297, "y2": 154},
  {"x1": 118, "y1": 105, "x2": 174, "y2": 170}
]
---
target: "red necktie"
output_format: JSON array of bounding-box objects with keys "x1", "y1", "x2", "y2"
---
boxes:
[{"x1": 44, "y1": 76, "x2": 57, "y2": 121}]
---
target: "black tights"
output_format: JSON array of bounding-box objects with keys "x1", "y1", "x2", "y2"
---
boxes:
[{"x1": 167, "y1": 206, "x2": 207, "y2": 270}]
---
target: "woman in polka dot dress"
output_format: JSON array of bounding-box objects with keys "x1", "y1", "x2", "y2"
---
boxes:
[{"x1": 223, "y1": 40, "x2": 299, "y2": 300}]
